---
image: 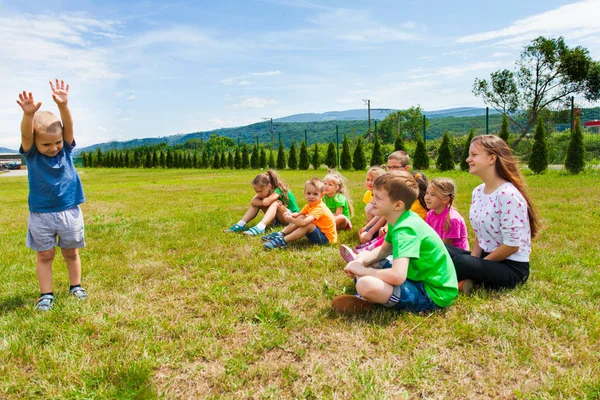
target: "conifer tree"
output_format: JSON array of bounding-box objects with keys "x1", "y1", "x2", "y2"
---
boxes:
[
  {"x1": 311, "y1": 143, "x2": 320, "y2": 170},
  {"x1": 241, "y1": 143, "x2": 250, "y2": 168},
  {"x1": 153, "y1": 150, "x2": 160, "y2": 168},
  {"x1": 259, "y1": 147, "x2": 267, "y2": 169},
  {"x1": 201, "y1": 148, "x2": 209, "y2": 168},
  {"x1": 193, "y1": 152, "x2": 198, "y2": 168},
  {"x1": 394, "y1": 133, "x2": 405, "y2": 151},
  {"x1": 436, "y1": 132, "x2": 455, "y2": 171},
  {"x1": 220, "y1": 151, "x2": 227, "y2": 169},
  {"x1": 277, "y1": 139, "x2": 286, "y2": 169},
  {"x1": 268, "y1": 150, "x2": 275, "y2": 168},
  {"x1": 565, "y1": 116, "x2": 585, "y2": 174},
  {"x1": 499, "y1": 114, "x2": 510, "y2": 144},
  {"x1": 413, "y1": 136, "x2": 430, "y2": 170},
  {"x1": 228, "y1": 152, "x2": 234, "y2": 169},
  {"x1": 288, "y1": 140, "x2": 298, "y2": 170},
  {"x1": 212, "y1": 152, "x2": 219, "y2": 169},
  {"x1": 145, "y1": 151, "x2": 152, "y2": 168},
  {"x1": 529, "y1": 117, "x2": 548, "y2": 174},
  {"x1": 299, "y1": 140, "x2": 309, "y2": 170},
  {"x1": 340, "y1": 134, "x2": 352, "y2": 170},
  {"x1": 96, "y1": 148, "x2": 104, "y2": 167},
  {"x1": 460, "y1": 129, "x2": 475, "y2": 171},
  {"x1": 251, "y1": 144, "x2": 259, "y2": 169},
  {"x1": 370, "y1": 132, "x2": 384, "y2": 166},
  {"x1": 234, "y1": 146, "x2": 241, "y2": 169},
  {"x1": 353, "y1": 138, "x2": 367, "y2": 170},
  {"x1": 325, "y1": 140, "x2": 337, "y2": 168},
  {"x1": 167, "y1": 149, "x2": 174, "y2": 169}
]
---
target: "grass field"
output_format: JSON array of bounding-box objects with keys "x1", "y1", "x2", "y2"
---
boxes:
[{"x1": 1, "y1": 167, "x2": 599, "y2": 399}]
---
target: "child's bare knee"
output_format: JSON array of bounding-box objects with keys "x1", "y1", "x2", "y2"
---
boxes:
[
  {"x1": 61, "y1": 248, "x2": 79, "y2": 261},
  {"x1": 37, "y1": 249, "x2": 56, "y2": 263},
  {"x1": 356, "y1": 276, "x2": 378, "y2": 296}
]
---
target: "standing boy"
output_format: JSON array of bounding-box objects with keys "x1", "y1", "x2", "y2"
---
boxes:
[
  {"x1": 17, "y1": 79, "x2": 87, "y2": 311},
  {"x1": 333, "y1": 171, "x2": 457, "y2": 313}
]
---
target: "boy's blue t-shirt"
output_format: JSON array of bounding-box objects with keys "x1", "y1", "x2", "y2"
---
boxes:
[
  {"x1": 385, "y1": 210, "x2": 458, "y2": 307},
  {"x1": 20, "y1": 140, "x2": 85, "y2": 213}
]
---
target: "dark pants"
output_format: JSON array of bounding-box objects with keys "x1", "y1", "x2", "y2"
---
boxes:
[{"x1": 445, "y1": 244, "x2": 529, "y2": 289}]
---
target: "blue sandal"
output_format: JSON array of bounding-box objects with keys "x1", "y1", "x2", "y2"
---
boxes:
[
  {"x1": 70, "y1": 286, "x2": 88, "y2": 300},
  {"x1": 35, "y1": 294, "x2": 55, "y2": 311}
]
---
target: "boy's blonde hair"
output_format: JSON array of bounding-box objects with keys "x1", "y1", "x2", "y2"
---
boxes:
[
  {"x1": 387, "y1": 150, "x2": 410, "y2": 166},
  {"x1": 373, "y1": 171, "x2": 418, "y2": 210},
  {"x1": 305, "y1": 177, "x2": 325, "y2": 193},
  {"x1": 367, "y1": 166, "x2": 386, "y2": 178},
  {"x1": 428, "y1": 178, "x2": 456, "y2": 231},
  {"x1": 323, "y1": 169, "x2": 354, "y2": 217},
  {"x1": 33, "y1": 111, "x2": 62, "y2": 135}
]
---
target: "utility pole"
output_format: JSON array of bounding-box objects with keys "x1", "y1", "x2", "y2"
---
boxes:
[
  {"x1": 262, "y1": 117, "x2": 274, "y2": 151},
  {"x1": 363, "y1": 99, "x2": 371, "y2": 141}
]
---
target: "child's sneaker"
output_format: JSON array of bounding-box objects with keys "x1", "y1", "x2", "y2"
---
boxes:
[
  {"x1": 458, "y1": 279, "x2": 475, "y2": 295},
  {"x1": 260, "y1": 231, "x2": 284, "y2": 242},
  {"x1": 332, "y1": 294, "x2": 374, "y2": 313},
  {"x1": 339, "y1": 244, "x2": 357, "y2": 263},
  {"x1": 35, "y1": 294, "x2": 55, "y2": 311},
  {"x1": 243, "y1": 226, "x2": 265, "y2": 236},
  {"x1": 70, "y1": 286, "x2": 88, "y2": 300},
  {"x1": 263, "y1": 236, "x2": 287, "y2": 250},
  {"x1": 224, "y1": 223, "x2": 245, "y2": 233}
]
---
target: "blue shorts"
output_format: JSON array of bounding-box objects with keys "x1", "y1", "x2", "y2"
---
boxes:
[
  {"x1": 305, "y1": 226, "x2": 329, "y2": 245},
  {"x1": 383, "y1": 279, "x2": 440, "y2": 313},
  {"x1": 26, "y1": 206, "x2": 86, "y2": 251}
]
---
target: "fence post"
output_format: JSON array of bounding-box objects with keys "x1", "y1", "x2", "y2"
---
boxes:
[
  {"x1": 336, "y1": 125, "x2": 339, "y2": 168},
  {"x1": 570, "y1": 96, "x2": 575, "y2": 132},
  {"x1": 305, "y1": 129, "x2": 308, "y2": 146},
  {"x1": 422, "y1": 115, "x2": 427, "y2": 144},
  {"x1": 486, "y1": 107, "x2": 489, "y2": 134}
]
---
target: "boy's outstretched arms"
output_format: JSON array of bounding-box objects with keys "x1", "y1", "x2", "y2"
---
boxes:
[
  {"x1": 50, "y1": 79, "x2": 74, "y2": 144},
  {"x1": 16, "y1": 91, "x2": 42, "y2": 153}
]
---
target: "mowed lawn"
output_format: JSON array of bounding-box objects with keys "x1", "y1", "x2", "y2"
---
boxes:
[{"x1": 1, "y1": 167, "x2": 599, "y2": 399}]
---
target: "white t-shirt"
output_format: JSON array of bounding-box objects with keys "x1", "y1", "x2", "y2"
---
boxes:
[{"x1": 469, "y1": 182, "x2": 531, "y2": 262}]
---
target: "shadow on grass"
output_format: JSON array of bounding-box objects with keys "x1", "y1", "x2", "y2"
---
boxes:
[{"x1": 0, "y1": 293, "x2": 30, "y2": 314}]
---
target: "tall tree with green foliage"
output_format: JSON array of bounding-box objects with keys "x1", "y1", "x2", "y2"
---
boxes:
[
  {"x1": 460, "y1": 129, "x2": 475, "y2": 171},
  {"x1": 259, "y1": 147, "x2": 267, "y2": 169},
  {"x1": 377, "y1": 107, "x2": 429, "y2": 142},
  {"x1": 167, "y1": 149, "x2": 174, "y2": 169},
  {"x1": 234, "y1": 146, "x2": 241, "y2": 169},
  {"x1": 394, "y1": 133, "x2": 405, "y2": 151},
  {"x1": 473, "y1": 36, "x2": 600, "y2": 147},
  {"x1": 370, "y1": 132, "x2": 384, "y2": 166},
  {"x1": 436, "y1": 132, "x2": 455, "y2": 171},
  {"x1": 96, "y1": 148, "x2": 104, "y2": 167},
  {"x1": 413, "y1": 136, "x2": 430, "y2": 170},
  {"x1": 201, "y1": 148, "x2": 209, "y2": 168},
  {"x1": 268, "y1": 150, "x2": 275, "y2": 168},
  {"x1": 299, "y1": 140, "x2": 310, "y2": 170},
  {"x1": 228, "y1": 152, "x2": 234, "y2": 169},
  {"x1": 277, "y1": 139, "x2": 286, "y2": 169},
  {"x1": 311, "y1": 143, "x2": 320, "y2": 170},
  {"x1": 250, "y1": 144, "x2": 259, "y2": 169},
  {"x1": 325, "y1": 140, "x2": 337, "y2": 168},
  {"x1": 565, "y1": 116, "x2": 585, "y2": 174},
  {"x1": 353, "y1": 138, "x2": 367, "y2": 170},
  {"x1": 212, "y1": 153, "x2": 219, "y2": 169},
  {"x1": 220, "y1": 151, "x2": 227, "y2": 169},
  {"x1": 499, "y1": 114, "x2": 510, "y2": 143},
  {"x1": 529, "y1": 117, "x2": 549, "y2": 174},
  {"x1": 340, "y1": 134, "x2": 352, "y2": 170},
  {"x1": 241, "y1": 143, "x2": 250, "y2": 169},
  {"x1": 288, "y1": 140, "x2": 298, "y2": 170},
  {"x1": 192, "y1": 152, "x2": 198, "y2": 168}
]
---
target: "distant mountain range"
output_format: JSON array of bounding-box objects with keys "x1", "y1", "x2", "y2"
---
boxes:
[
  {"x1": 70, "y1": 107, "x2": 502, "y2": 154},
  {"x1": 0, "y1": 147, "x2": 17, "y2": 153}
]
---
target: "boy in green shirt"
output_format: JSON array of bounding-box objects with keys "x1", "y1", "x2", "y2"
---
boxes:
[{"x1": 333, "y1": 171, "x2": 458, "y2": 313}]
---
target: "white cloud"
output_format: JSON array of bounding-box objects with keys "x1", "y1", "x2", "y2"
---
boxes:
[
  {"x1": 249, "y1": 71, "x2": 282, "y2": 76},
  {"x1": 238, "y1": 81, "x2": 251, "y2": 86},
  {"x1": 233, "y1": 97, "x2": 278, "y2": 109},
  {"x1": 438, "y1": 62, "x2": 503, "y2": 77}
]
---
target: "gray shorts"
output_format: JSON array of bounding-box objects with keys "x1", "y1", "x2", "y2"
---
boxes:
[{"x1": 26, "y1": 206, "x2": 86, "y2": 251}]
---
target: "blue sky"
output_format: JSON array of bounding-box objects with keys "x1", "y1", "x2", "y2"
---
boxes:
[{"x1": 1, "y1": 0, "x2": 599, "y2": 149}]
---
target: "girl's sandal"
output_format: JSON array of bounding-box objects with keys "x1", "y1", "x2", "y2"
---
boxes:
[
  {"x1": 35, "y1": 294, "x2": 55, "y2": 311},
  {"x1": 70, "y1": 286, "x2": 88, "y2": 300}
]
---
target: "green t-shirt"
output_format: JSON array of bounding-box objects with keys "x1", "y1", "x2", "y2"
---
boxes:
[
  {"x1": 323, "y1": 193, "x2": 350, "y2": 218},
  {"x1": 275, "y1": 188, "x2": 299, "y2": 213},
  {"x1": 385, "y1": 210, "x2": 458, "y2": 307}
]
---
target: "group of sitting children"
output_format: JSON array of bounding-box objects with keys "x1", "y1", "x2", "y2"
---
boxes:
[{"x1": 225, "y1": 150, "x2": 470, "y2": 314}]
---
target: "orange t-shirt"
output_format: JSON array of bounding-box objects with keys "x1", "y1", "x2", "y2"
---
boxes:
[{"x1": 300, "y1": 200, "x2": 338, "y2": 243}]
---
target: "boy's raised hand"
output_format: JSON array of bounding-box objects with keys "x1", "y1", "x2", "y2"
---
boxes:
[
  {"x1": 16, "y1": 91, "x2": 42, "y2": 115},
  {"x1": 49, "y1": 79, "x2": 70, "y2": 105}
]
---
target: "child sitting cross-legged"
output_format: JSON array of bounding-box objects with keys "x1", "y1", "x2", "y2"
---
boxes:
[
  {"x1": 333, "y1": 171, "x2": 458, "y2": 314},
  {"x1": 262, "y1": 178, "x2": 337, "y2": 250}
]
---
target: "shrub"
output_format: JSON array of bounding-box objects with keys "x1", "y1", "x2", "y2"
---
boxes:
[
  {"x1": 436, "y1": 132, "x2": 455, "y2": 171},
  {"x1": 565, "y1": 116, "x2": 585, "y2": 174},
  {"x1": 529, "y1": 117, "x2": 548, "y2": 174}
]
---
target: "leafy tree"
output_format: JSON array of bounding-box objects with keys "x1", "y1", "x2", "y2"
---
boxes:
[
  {"x1": 394, "y1": 133, "x2": 405, "y2": 151},
  {"x1": 499, "y1": 114, "x2": 510, "y2": 143},
  {"x1": 377, "y1": 107, "x2": 429, "y2": 142},
  {"x1": 219, "y1": 151, "x2": 227, "y2": 169},
  {"x1": 228, "y1": 152, "x2": 234, "y2": 169},
  {"x1": 460, "y1": 129, "x2": 475, "y2": 171},
  {"x1": 529, "y1": 118, "x2": 549, "y2": 174},
  {"x1": 153, "y1": 150, "x2": 160, "y2": 168},
  {"x1": 192, "y1": 152, "x2": 198, "y2": 168},
  {"x1": 259, "y1": 147, "x2": 267, "y2": 169},
  {"x1": 145, "y1": 151, "x2": 152, "y2": 168},
  {"x1": 325, "y1": 140, "x2": 337, "y2": 168},
  {"x1": 340, "y1": 134, "x2": 352, "y2": 170},
  {"x1": 353, "y1": 138, "x2": 367, "y2": 170},
  {"x1": 473, "y1": 36, "x2": 600, "y2": 147},
  {"x1": 311, "y1": 143, "x2": 320, "y2": 170},
  {"x1": 241, "y1": 143, "x2": 250, "y2": 169},
  {"x1": 96, "y1": 148, "x2": 104, "y2": 167},
  {"x1": 299, "y1": 140, "x2": 310, "y2": 170},
  {"x1": 565, "y1": 116, "x2": 585, "y2": 174},
  {"x1": 288, "y1": 140, "x2": 298, "y2": 170},
  {"x1": 370, "y1": 132, "x2": 384, "y2": 166},
  {"x1": 268, "y1": 150, "x2": 275, "y2": 168},
  {"x1": 277, "y1": 139, "x2": 286, "y2": 169},
  {"x1": 413, "y1": 136, "x2": 430, "y2": 170},
  {"x1": 436, "y1": 132, "x2": 454, "y2": 171},
  {"x1": 201, "y1": 148, "x2": 209, "y2": 168},
  {"x1": 234, "y1": 146, "x2": 241, "y2": 169},
  {"x1": 166, "y1": 149, "x2": 174, "y2": 169},
  {"x1": 250, "y1": 144, "x2": 259, "y2": 169}
]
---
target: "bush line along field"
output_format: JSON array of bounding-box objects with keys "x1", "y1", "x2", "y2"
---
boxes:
[{"x1": 1, "y1": 168, "x2": 599, "y2": 399}]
